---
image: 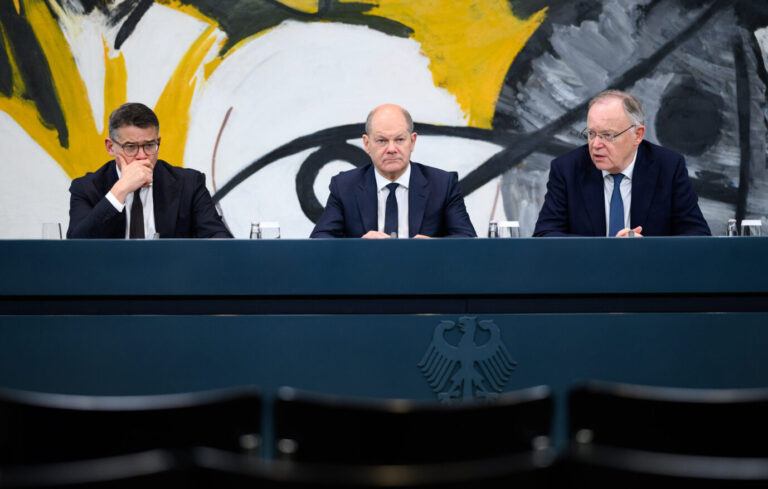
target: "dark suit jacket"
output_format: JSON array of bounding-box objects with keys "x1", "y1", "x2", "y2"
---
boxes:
[
  {"x1": 533, "y1": 140, "x2": 711, "y2": 237},
  {"x1": 67, "y1": 160, "x2": 232, "y2": 239},
  {"x1": 310, "y1": 162, "x2": 476, "y2": 238}
]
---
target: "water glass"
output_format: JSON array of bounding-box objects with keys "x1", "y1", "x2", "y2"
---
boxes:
[
  {"x1": 741, "y1": 219, "x2": 762, "y2": 237},
  {"x1": 250, "y1": 222, "x2": 281, "y2": 239},
  {"x1": 42, "y1": 223, "x2": 62, "y2": 239},
  {"x1": 497, "y1": 221, "x2": 521, "y2": 238}
]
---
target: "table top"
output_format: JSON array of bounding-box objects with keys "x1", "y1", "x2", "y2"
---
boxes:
[{"x1": 1, "y1": 237, "x2": 766, "y2": 296}]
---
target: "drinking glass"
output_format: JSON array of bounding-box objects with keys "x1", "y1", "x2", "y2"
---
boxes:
[
  {"x1": 250, "y1": 222, "x2": 280, "y2": 239},
  {"x1": 496, "y1": 221, "x2": 520, "y2": 238},
  {"x1": 741, "y1": 219, "x2": 762, "y2": 236},
  {"x1": 42, "y1": 223, "x2": 62, "y2": 240}
]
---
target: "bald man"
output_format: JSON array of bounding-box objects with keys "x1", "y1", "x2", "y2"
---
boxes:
[{"x1": 310, "y1": 104, "x2": 476, "y2": 238}]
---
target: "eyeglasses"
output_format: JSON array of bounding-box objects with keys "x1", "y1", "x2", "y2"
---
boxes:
[
  {"x1": 113, "y1": 140, "x2": 160, "y2": 157},
  {"x1": 581, "y1": 125, "x2": 636, "y2": 144}
]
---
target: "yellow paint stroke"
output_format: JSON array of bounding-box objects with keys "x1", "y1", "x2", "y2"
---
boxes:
[
  {"x1": 0, "y1": 0, "x2": 105, "y2": 178},
  {"x1": 278, "y1": 0, "x2": 320, "y2": 14},
  {"x1": 0, "y1": 20, "x2": 26, "y2": 96},
  {"x1": 364, "y1": 1, "x2": 547, "y2": 128},
  {"x1": 154, "y1": 24, "x2": 219, "y2": 165},
  {"x1": 2, "y1": 0, "x2": 544, "y2": 180},
  {"x1": 156, "y1": 0, "x2": 216, "y2": 27},
  {"x1": 102, "y1": 38, "x2": 126, "y2": 133}
]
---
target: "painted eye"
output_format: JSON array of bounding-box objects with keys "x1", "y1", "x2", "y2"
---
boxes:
[{"x1": 209, "y1": 122, "x2": 571, "y2": 233}]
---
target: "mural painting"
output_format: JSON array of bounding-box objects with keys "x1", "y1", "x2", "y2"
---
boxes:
[{"x1": 0, "y1": 0, "x2": 766, "y2": 238}]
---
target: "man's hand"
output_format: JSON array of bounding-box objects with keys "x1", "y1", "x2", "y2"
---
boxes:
[
  {"x1": 413, "y1": 234, "x2": 431, "y2": 239},
  {"x1": 110, "y1": 154, "x2": 154, "y2": 204},
  {"x1": 615, "y1": 226, "x2": 643, "y2": 238},
  {"x1": 361, "y1": 230, "x2": 392, "y2": 239}
]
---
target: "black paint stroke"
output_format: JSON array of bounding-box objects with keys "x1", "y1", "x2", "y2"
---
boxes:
[
  {"x1": 213, "y1": 122, "x2": 573, "y2": 203},
  {"x1": 176, "y1": 0, "x2": 412, "y2": 56},
  {"x1": 691, "y1": 170, "x2": 738, "y2": 205},
  {"x1": 463, "y1": 0, "x2": 729, "y2": 198},
  {"x1": 494, "y1": 0, "x2": 603, "y2": 132},
  {"x1": 0, "y1": 23, "x2": 12, "y2": 96},
  {"x1": 296, "y1": 143, "x2": 369, "y2": 222},
  {"x1": 191, "y1": 0, "x2": 745, "y2": 224},
  {"x1": 0, "y1": 1, "x2": 68, "y2": 146},
  {"x1": 733, "y1": 35, "x2": 751, "y2": 227},
  {"x1": 58, "y1": 0, "x2": 109, "y2": 16},
  {"x1": 656, "y1": 79, "x2": 723, "y2": 156},
  {"x1": 215, "y1": 123, "x2": 364, "y2": 202},
  {"x1": 114, "y1": 0, "x2": 154, "y2": 50},
  {"x1": 213, "y1": 123, "x2": 573, "y2": 223}
]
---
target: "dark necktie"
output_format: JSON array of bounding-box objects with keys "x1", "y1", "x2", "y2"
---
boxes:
[
  {"x1": 609, "y1": 173, "x2": 624, "y2": 237},
  {"x1": 129, "y1": 189, "x2": 145, "y2": 239},
  {"x1": 384, "y1": 182, "x2": 399, "y2": 236}
]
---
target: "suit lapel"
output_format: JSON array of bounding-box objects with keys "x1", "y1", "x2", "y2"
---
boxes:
[
  {"x1": 629, "y1": 142, "x2": 657, "y2": 229},
  {"x1": 408, "y1": 163, "x2": 428, "y2": 237},
  {"x1": 355, "y1": 165, "x2": 378, "y2": 234},
  {"x1": 580, "y1": 154, "x2": 606, "y2": 236},
  {"x1": 152, "y1": 161, "x2": 180, "y2": 238}
]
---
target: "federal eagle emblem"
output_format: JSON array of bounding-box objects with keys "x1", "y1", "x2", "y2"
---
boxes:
[{"x1": 418, "y1": 317, "x2": 516, "y2": 401}]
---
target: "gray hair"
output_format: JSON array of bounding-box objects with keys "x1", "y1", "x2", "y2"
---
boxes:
[
  {"x1": 589, "y1": 90, "x2": 645, "y2": 126},
  {"x1": 365, "y1": 105, "x2": 414, "y2": 135},
  {"x1": 108, "y1": 102, "x2": 159, "y2": 141}
]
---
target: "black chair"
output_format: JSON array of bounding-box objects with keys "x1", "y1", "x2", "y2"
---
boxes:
[
  {"x1": 0, "y1": 386, "x2": 262, "y2": 466},
  {"x1": 273, "y1": 385, "x2": 553, "y2": 465},
  {"x1": 194, "y1": 446, "x2": 557, "y2": 488},
  {"x1": 568, "y1": 380, "x2": 768, "y2": 456},
  {"x1": 566, "y1": 381, "x2": 768, "y2": 487},
  {"x1": 0, "y1": 450, "x2": 192, "y2": 488},
  {"x1": 567, "y1": 446, "x2": 768, "y2": 488}
]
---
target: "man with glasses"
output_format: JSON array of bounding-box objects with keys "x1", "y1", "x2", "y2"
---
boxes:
[
  {"x1": 533, "y1": 90, "x2": 710, "y2": 237},
  {"x1": 67, "y1": 103, "x2": 232, "y2": 238}
]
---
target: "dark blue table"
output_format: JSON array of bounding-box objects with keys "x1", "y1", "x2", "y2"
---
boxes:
[{"x1": 1, "y1": 238, "x2": 766, "y2": 445}]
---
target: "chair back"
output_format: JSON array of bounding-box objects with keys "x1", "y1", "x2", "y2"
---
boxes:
[
  {"x1": 569, "y1": 381, "x2": 768, "y2": 456},
  {"x1": 274, "y1": 385, "x2": 552, "y2": 464},
  {"x1": 0, "y1": 386, "x2": 262, "y2": 465}
]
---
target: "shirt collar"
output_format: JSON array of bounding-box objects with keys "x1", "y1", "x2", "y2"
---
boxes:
[
  {"x1": 602, "y1": 150, "x2": 637, "y2": 180},
  {"x1": 374, "y1": 163, "x2": 411, "y2": 191}
]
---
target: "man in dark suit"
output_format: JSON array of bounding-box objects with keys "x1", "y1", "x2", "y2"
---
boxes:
[
  {"x1": 67, "y1": 103, "x2": 232, "y2": 239},
  {"x1": 533, "y1": 90, "x2": 710, "y2": 237},
  {"x1": 310, "y1": 104, "x2": 476, "y2": 238}
]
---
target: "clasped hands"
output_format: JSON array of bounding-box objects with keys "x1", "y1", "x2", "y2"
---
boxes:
[
  {"x1": 109, "y1": 154, "x2": 154, "y2": 204},
  {"x1": 361, "y1": 231, "x2": 430, "y2": 239},
  {"x1": 615, "y1": 226, "x2": 643, "y2": 238}
]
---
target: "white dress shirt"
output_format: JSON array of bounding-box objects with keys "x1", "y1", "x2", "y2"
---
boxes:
[
  {"x1": 106, "y1": 163, "x2": 156, "y2": 239},
  {"x1": 374, "y1": 165, "x2": 410, "y2": 238},
  {"x1": 602, "y1": 151, "x2": 637, "y2": 236}
]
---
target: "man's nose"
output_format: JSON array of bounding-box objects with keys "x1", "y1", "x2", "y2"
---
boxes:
[
  {"x1": 136, "y1": 146, "x2": 148, "y2": 158},
  {"x1": 386, "y1": 141, "x2": 397, "y2": 152}
]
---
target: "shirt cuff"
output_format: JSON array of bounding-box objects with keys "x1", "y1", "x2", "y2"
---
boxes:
[{"x1": 106, "y1": 191, "x2": 125, "y2": 212}]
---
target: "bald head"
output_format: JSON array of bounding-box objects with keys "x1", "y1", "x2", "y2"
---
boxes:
[
  {"x1": 365, "y1": 104, "x2": 414, "y2": 135},
  {"x1": 362, "y1": 104, "x2": 418, "y2": 181}
]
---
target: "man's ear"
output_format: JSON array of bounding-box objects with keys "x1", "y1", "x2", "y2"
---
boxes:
[
  {"x1": 362, "y1": 134, "x2": 370, "y2": 153},
  {"x1": 633, "y1": 125, "x2": 646, "y2": 145},
  {"x1": 105, "y1": 138, "x2": 115, "y2": 156}
]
